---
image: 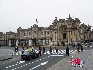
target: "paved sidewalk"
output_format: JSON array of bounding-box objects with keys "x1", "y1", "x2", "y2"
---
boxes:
[{"x1": 46, "y1": 49, "x2": 93, "y2": 70}]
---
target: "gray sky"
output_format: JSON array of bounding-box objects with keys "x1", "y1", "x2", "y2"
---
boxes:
[{"x1": 0, "y1": 0, "x2": 93, "y2": 32}]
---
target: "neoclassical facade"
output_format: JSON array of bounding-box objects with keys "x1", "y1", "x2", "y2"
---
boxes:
[
  {"x1": 0, "y1": 14, "x2": 93, "y2": 47},
  {"x1": 17, "y1": 24, "x2": 51, "y2": 46}
]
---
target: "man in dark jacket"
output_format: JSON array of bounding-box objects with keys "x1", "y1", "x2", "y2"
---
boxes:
[
  {"x1": 66, "y1": 46, "x2": 69, "y2": 56},
  {"x1": 43, "y1": 47, "x2": 45, "y2": 53},
  {"x1": 39, "y1": 46, "x2": 41, "y2": 56},
  {"x1": 55, "y1": 47, "x2": 58, "y2": 53},
  {"x1": 50, "y1": 46, "x2": 52, "y2": 54},
  {"x1": 81, "y1": 44, "x2": 83, "y2": 51},
  {"x1": 77, "y1": 43, "x2": 80, "y2": 53}
]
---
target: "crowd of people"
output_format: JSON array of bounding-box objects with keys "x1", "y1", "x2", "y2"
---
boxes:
[{"x1": 14, "y1": 42, "x2": 91, "y2": 57}]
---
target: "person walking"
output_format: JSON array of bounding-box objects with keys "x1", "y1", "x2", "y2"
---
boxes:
[
  {"x1": 66, "y1": 46, "x2": 69, "y2": 56},
  {"x1": 50, "y1": 46, "x2": 52, "y2": 54},
  {"x1": 55, "y1": 47, "x2": 58, "y2": 53},
  {"x1": 77, "y1": 43, "x2": 80, "y2": 53},
  {"x1": 81, "y1": 44, "x2": 83, "y2": 51},
  {"x1": 43, "y1": 47, "x2": 45, "y2": 53},
  {"x1": 39, "y1": 46, "x2": 41, "y2": 56}
]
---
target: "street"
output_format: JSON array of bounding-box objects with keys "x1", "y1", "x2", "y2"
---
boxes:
[{"x1": 0, "y1": 44, "x2": 93, "y2": 70}]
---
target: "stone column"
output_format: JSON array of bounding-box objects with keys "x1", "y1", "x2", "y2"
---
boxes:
[
  {"x1": 43, "y1": 39, "x2": 45, "y2": 45},
  {"x1": 49, "y1": 39, "x2": 51, "y2": 46},
  {"x1": 29, "y1": 39, "x2": 32, "y2": 46},
  {"x1": 67, "y1": 31, "x2": 69, "y2": 45},
  {"x1": 9, "y1": 40, "x2": 11, "y2": 47},
  {"x1": 16, "y1": 39, "x2": 18, "y2": 46}
]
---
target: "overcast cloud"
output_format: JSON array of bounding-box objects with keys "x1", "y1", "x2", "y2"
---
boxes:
[{"x1": 0, "y1": 0, "x2": 93, "y2": 32}]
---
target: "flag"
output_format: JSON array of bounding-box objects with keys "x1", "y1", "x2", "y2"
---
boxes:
[{"x1": 36, "y1": 19, "x2": 38, "y2": 23}]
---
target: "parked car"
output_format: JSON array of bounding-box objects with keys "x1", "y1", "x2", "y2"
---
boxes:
[{"x1": 21, "y1": 50, "x2": 39, "y2": 60}]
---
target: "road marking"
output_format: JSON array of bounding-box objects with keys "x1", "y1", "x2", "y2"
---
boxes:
[
  {"x1": 19, "y1": 63, "x2": 20, "y2": 64},
  {"x1": 72, "y1": 50, "x2": 77, "y2": 53},
  {"x1": 6, "y1": 67, "x2": 8, "y2": 68},
  {"x1": 70, "y1": 50, "x2": 74, "y2": 54},
  {"x1": 50, "y1": 55, "x2": 64, "y2": 56},
  {"x1": 9, "y1": 66, "x2": 11, "y2": 67},
  {"x1": 47, "y1": 51, "x2": 50, "y2": 54},
  {"x1": 6, "y1": 55, "x2": 50, "y2": 69},
  {"x1": 20, "y1": 61, "x2": 25, "y2": 63},
  {"x1": 40, "y1": 59, "x2": 41, "y2": 60},
  {"x1": 15, "y1": 64, "x2": 17, "y2": 65},
  {"x1": 21, "y1": 66, "x2": 22, "y2": 67},
  {"x1": 29, "y1": 63, "x2": 31, "y2": 64},
  {"x1": 12, "y1": 65, "x2": 14, "y2": 66},
  {"x1": 23, "y1": 65, "x2": 25, "y2": 66},
  {"x1": 58, "y1": 50, "x2": 63, "y2": 54},
  {"x1": 61, "y1": 50, "x2": 65, "y2": 53},
  {"x1": 52, "y1": 50, "x2": 56, "y2": 54},
  {"x1": 29, "y1": 61, "x2": 48, "y2": 70},
  {"x1": 16, "y1": 49, "x2": 84, "y2": 55}
]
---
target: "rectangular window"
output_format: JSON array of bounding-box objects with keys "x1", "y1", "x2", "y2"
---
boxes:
[
  {"x1": 44, "y1": 31, "x2": 46, "y2": 35},
  {"x1": 29, "y1": 32, "x2": 30, "y2": 35},
  {"x1": 24, "y1": 33, "x2": 25, "y2": 36},
  {"x1": 41, "y1": 32, "x2": 43, "y2": 35},
  {"x1": 47, "y1": 31, "x2": 49, "y2": 35},
  {"x1": 63, "y1": 33, "x2": 66, "y2": 39}
]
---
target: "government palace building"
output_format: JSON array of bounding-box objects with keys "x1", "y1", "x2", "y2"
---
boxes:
[{"x1": 0, "y1": 14, "x2": 93, "y2": 47}]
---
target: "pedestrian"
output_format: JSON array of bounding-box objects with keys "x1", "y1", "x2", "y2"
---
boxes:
[
  {"x1": 43, "y1": 47, "x2": 45, "y2": 53},
  {"x1": 50, "y1": 46, "x2": 52, "y2": 54},
  {"x1": 55, "y1": 47, "x2": 58, "y2": 53},
  {"x1": 73, "y1": 44, "x2": 75, "y2": 47},
  {"x1": 27, "y1": 46, "x2": 28, "y2": 49},
  {"x1": 66, "y1": 46, "x2": 69, "y2": 56},
  {"x1": 81, "y1": 44, "x2": 83, "y2": 51},
  {"x1": 39, "y1": 46, "x2": 41, "y2": 56},
  {"x1": 77, "y1": 43, "x2": 80, "y2": 53}
]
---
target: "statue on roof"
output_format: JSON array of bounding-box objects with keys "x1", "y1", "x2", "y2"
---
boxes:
[{"x1": 67, "y1": 14, "x2": 72, "y2": 20}]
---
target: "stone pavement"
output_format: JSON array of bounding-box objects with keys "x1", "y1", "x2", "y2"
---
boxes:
[
  {"x1": 46, "y1": 49, "x2": 93, "y2": 70},
  {"x1": 0, "y1": 49, "x2": 13, "y2": 60},
  {"x1": 0, "y1": 48, "x2": 20, "y2": 61}
]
